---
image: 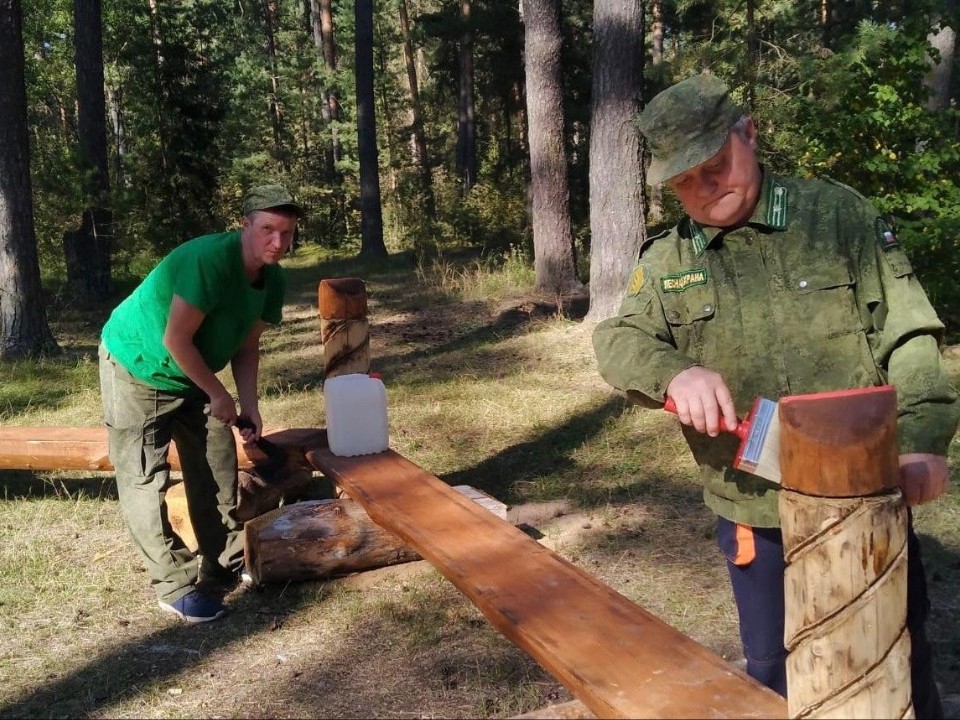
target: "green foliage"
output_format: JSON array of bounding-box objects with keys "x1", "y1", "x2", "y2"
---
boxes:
[{"x1": 784, "y1": 21, "x2": 960, "y2": 321}]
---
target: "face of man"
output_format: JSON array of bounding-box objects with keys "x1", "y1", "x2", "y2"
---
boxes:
[
  {"x1": 241, "y1": 208, "x2": 298, "y2": 267},
  {"x1": 666, "y1": 118, "x2": 763, "y2": 229}
]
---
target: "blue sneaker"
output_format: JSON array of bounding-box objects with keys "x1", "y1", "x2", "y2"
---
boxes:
[{"x1": 158, "y1": 589, "x2": 227, "y2": 623}]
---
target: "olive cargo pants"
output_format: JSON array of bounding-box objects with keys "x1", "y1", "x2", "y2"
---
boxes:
[{"x1": 98, "y1": 344, "x2": 244, "y2": 604}]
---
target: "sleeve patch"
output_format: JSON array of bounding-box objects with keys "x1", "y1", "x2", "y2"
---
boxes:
[
  {"x1": 875, "y1": 217, "x2": 899, "y2": 250},
  {"x1": 627, "y1": 265, "x2": 648, "y2": 295}
]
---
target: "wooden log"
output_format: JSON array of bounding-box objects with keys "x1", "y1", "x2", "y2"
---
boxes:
[
  {"x1": 244, "y1": 485, "x2": 507, "y2": 585},
  {"x1": 0, "y1": 426, "x2": 327, "y2": 474},
  {"x1": 307, "y1": 447, "x2": 786, "y2": 719},
  {"x1": 318, "y1": 277, "x2": 370, "y2": 378},
  {"x1": 778, "y1": 386, "x2": 911, "y2": 719}
]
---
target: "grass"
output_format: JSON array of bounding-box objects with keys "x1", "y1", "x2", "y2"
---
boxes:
[{"x1": 1, "y1": 243, "x2": 960, "y2": 718}]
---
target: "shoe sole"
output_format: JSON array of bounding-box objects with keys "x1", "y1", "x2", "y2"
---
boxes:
[{"x1": 158, "y1": 600, "x2": 227, "y2": 624}]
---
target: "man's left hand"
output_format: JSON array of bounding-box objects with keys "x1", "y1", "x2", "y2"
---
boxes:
[{"x1": 898, "y1": 453, "x2": 950, "y2": 506}]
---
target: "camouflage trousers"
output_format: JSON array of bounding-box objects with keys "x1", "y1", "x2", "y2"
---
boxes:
[{"x1": 98, "y1": 344, "x2": 244, "y2": 604}]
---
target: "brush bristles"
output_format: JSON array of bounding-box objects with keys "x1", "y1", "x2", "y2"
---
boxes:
[{"x1": 735, "y1": 398, "x2": 782, "y2": 484}]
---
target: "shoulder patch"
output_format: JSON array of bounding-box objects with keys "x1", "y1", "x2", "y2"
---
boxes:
[
  {"x1": 627, "y1": 265, "x2": 648, "y2": 295},
  {"x1": 874, "y1": 217, "x2": 899, "y2": 250}
]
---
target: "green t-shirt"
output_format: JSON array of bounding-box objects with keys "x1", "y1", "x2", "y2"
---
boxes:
[{"x1": 102, "y1": 230, "x2": 286, "y2": 393}]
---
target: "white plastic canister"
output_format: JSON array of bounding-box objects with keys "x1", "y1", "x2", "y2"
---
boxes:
[{"x1": 323, "y1": 373, "x2": 390, "y2": 457}]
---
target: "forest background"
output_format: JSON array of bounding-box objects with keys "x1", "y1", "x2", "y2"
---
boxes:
[
  {"x1": 3, "y1": 0, "x2": 960, "y2": 355},
  {"x1": 2, "y1": 0, "x2": 960, "y2": 717}
]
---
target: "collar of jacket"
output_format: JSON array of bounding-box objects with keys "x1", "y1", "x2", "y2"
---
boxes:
[{"x1": 685, "y1": 169, "x2": 790, "y2": 257}]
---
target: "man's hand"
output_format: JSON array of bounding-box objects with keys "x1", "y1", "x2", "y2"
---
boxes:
[
  {"x1": 898, "y1": 453, "x2": 950, "y2": 506},
  {"x1": 207, "y1": 389, "x2": 238, "y2": 426},
  {"x1": 236, "y1": 408, "x2": 264, "y2": 442},
  {"x1": 665, "y1": 366, "x2": 738, "y2": 436}
]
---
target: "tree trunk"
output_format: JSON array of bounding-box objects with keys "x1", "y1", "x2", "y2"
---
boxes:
[
  {"x1": 0, "y1": 0, "x2": 58, "y2": 359},
  {"x1": 355, "y1": 0, "x2": 387, "y2": 257},
  {"x1": 107, "y1": 85, "x2": 127, "y2": 186},
  {"x1": 455, "y1": 0, "x2": 476, "y2": 194},
  {"x1": 261, "y1": 0, "x2": 290, "y2": 172},
  {"x1": 924, "y1": 15, "x2": 956, "y2": 111},
  {"x1": 310, "y1": 0, "x2": 341, "y2": 176},
  {"x1": 399, "y1": 0, "x2": 435, "y2": 215},
  {"x1": 585, "y1": 0, "x2": 645, "y2": 322},
  {"x1": 522, "y1": 0, "x2": 584, "y2": 295},
  {"x1": 778, "y1": 386, "x2": 912, "y2": 718},
  {"x1": 68, "y1": 0, "x2": 113, "y2": 304}
]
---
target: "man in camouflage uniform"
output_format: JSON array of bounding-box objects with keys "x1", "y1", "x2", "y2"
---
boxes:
[{"x1": 593, "y1": 74, "x2": 957, "y2": 717}]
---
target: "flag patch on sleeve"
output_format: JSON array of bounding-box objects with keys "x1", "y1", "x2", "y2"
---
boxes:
[{"x1": 875, "y1": 218, "x2": 899, "y2": 250}]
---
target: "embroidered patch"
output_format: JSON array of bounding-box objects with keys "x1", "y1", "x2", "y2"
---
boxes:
[
  {"x1": 627, "y1": 265, "x2": 647, "y2": 295},
  {"x1": 767, "y1": 184, "x2": 788, "y2": 229},
  {"x1": 660, "y1": 268, "x2": 708, "y2": 293},
  {"x1": 875, "y1": 217, "x2": 899, "y2": 250},
  {"x1": 689, "y1": 220, "x2": 709, "y2": 256}
]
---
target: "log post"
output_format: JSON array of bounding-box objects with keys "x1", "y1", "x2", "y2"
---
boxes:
[
  {"x1": 778, "y1": 386, "x2": 912, "y2": 719},
  {"x1": 318, "y1": 278, "x2": 370, "y2": 379}
]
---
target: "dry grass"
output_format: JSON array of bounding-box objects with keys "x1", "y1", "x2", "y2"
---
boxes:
[{"x1": 2, "y1": 243, "x2": 960, "y2": 718}]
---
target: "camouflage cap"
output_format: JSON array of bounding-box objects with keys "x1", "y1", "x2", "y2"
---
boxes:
[
  {"x1": 638, "y1": 74, "x2": 744, "y2": 185},
  {"x1": 242, "y1": 184, "x2": 304, "y2": 217}
]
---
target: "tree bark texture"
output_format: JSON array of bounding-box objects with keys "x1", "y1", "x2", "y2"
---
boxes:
[
  {"x1": 0, "y1": 0, "x2": 58, "y2": 359},
  {"x1": 318, "y1": 278, "x2": 370, "y2": 378},
  {"x1": 778, "y1": 386, "x2": 912, "y2": 718},
  {"x1": 585, "y1": 0, "x2": 645, "y2": 321},
  {"x1": 522, "y1": 0, "x2": 584, "y2": 296},
  {"x1": 70, "y1": 0, "x2": 112, "y2": 302},
  {"x1": 354, "y1": 0, "x2": 387, "y2": 257}
]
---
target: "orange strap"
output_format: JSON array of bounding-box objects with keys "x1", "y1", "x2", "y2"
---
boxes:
[{"x1": 733, "y1": 523, "x2": 756, "y2": 566}]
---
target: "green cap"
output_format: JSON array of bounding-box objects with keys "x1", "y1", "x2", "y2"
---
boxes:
[
  {"x1": 638, "y1": 74, "x2": 744, "y2": 185},
  {"x1": 242, "y1": 184, "x2": 304, "y2": 217}
]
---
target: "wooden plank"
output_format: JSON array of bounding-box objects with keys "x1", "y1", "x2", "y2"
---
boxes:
[
  {"x1": 307, "y1": 448, "x2": 787, "y2": 720},
  {"x1": 0, "y1": 426, "x2": 328, "y2": 473}
]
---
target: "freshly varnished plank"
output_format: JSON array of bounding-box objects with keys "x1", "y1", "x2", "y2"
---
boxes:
[{"x1": 307, "y1": 448, "x2": 787, "y2": 720}]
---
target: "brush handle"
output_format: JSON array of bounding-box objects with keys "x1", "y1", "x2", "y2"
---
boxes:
[{"x1": 663, "y1": 397, "x2": 748, "y2": 439}]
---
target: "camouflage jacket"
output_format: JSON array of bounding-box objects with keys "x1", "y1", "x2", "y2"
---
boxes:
[{"x1": 593, "y1": 171, "x2": 959, "y2": 527}]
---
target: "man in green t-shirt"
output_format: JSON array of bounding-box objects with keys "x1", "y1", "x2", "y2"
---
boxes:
[
  {"x1": 99, "y1": 184, "x2": 301, "y2": 623},
  {"x1": 593, "y1": 75, "x2": 957, "y2": 717}
]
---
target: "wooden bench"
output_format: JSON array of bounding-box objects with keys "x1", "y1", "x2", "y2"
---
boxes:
[{"x1": 307, "y1": 447, "x2": 786, "y2": 719}]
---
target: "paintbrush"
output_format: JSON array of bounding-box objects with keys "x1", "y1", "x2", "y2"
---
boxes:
[{"x1": 663, "y1": 396, "x2": 781, "y2": 484}]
